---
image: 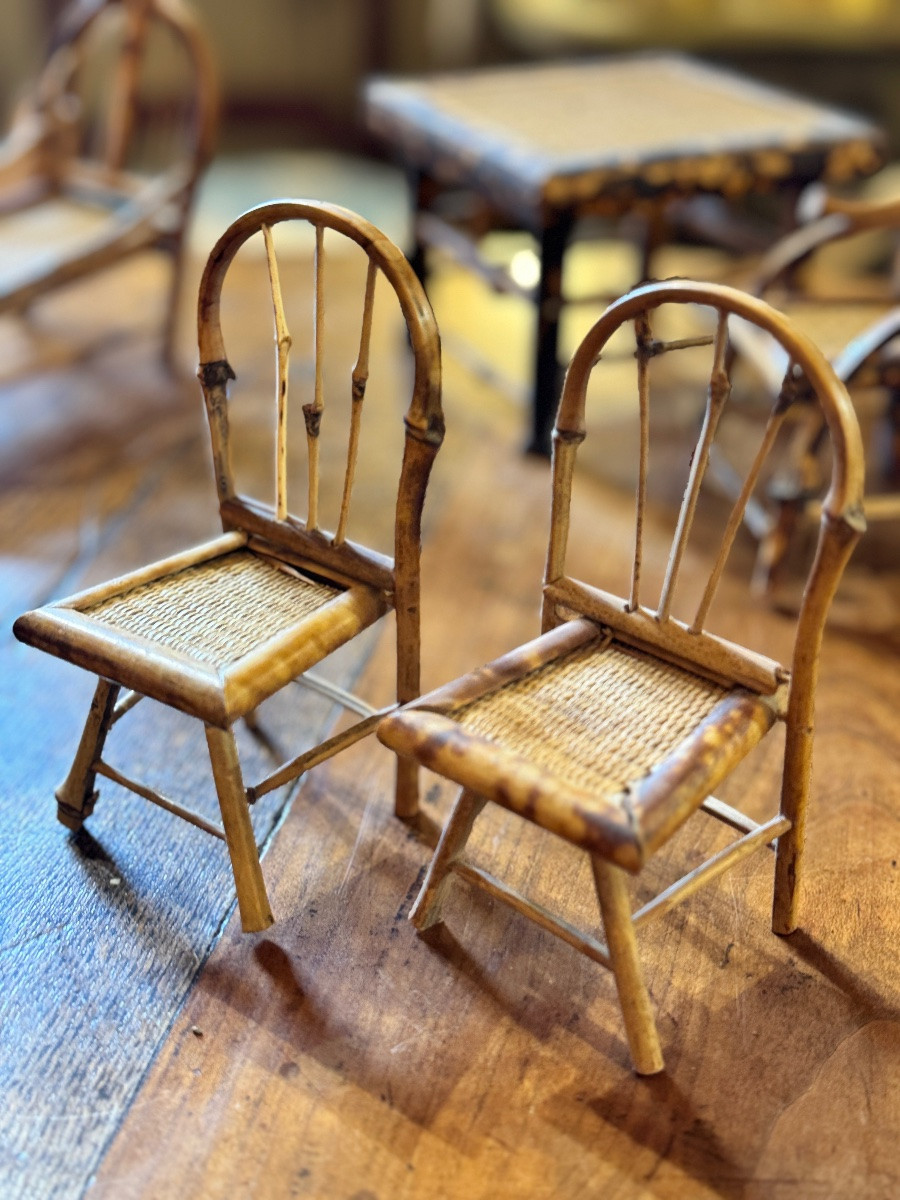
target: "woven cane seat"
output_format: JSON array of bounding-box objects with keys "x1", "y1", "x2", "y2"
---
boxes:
[
  {"x1": 455, "y1": 640, "x2": 728, "y2": 798},
  {"x1": 85, "y1": 550, "x2": 342, "y2": 668},
  {"x1": 383, "y1": 624, "x2": 777, "y2": 866},
  {"x1": 15, "y1": 540, "x2": 390, "y2": 726}
]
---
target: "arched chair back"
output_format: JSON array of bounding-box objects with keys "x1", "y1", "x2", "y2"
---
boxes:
[
  {"x1": 545, "y1": 279, "x2": 865, "y2": 699},
  {"x1": 198, "y1": 201, "x2": 442, "y2": 600}
]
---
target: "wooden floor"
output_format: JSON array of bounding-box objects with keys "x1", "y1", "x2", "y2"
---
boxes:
[{"x1": 1, "y1": 215, "x2": 899, "y2": 1200}]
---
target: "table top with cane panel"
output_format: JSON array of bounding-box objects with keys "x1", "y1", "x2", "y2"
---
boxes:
[{"x1": 365, "y1": 53, "x2": 886, "y2": 227}]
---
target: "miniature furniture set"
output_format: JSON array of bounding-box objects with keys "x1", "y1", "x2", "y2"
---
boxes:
[
  {"x1": 365, "y1": 53, "x2": 885, "y2": 454},
  {"x1": 0, "y1": 0, "x2": 219, "y2": 366},
  {"x1": 10, "y1": 41, "x2": 877, "y2": 1073},
  {"x1": 13, "y1": 200, "x2": 444, "y2": 933},
  {"x1": 14, "y1": 232, "x2": 864, "y2": 1069}
]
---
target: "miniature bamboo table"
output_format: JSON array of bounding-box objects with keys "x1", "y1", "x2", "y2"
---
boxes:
[{"x1": 364, "y1": 53, "x2": 886, "y2": 453}]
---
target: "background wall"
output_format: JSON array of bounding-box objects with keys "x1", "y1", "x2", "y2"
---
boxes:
[
  {"x1": 0, "y1": 0, "x2": 491, "y2": 150},
  {"x1": 1, "y1": 0, "x2": 899, "y2": 153}
]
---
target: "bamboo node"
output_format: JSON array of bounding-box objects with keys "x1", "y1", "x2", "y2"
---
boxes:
[
  {"x1": 303, "y1": 403, "x2": 323, "y2": 438},
  {"x1": 825, "y1": 504, "x2": 867, "y2": 537},
  {"x1": 774, "y1": 364, "x2": 810, "y2": 414},
  {"x1": 553, "y1": 427, "x2": 586, "y2": 446},
  {"x1": 198, "y1": 359, "x2": 236, "y2": 388},
  {"x1": 404, "y1": 411, "x2": 446, "y2": 445},
  {"x1": 709, "y1": 366, "x2": 731, "y2": 406}
]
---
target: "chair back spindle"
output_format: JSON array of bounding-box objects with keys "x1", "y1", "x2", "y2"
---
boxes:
[
  {"x1": 690, "y1": 364, "x2": 799, "y2": 632},
  {"x1": 656, "y1": 310, "x2": 730, "y2": 623},
  {"x1": 630, "y1": 311, "x2": 652, "y2": 612},
  {"x1": 336, "y1": 257, "x2": 378, "y2": 547},
  {"x1": 261, "y1": 222, "x2": 292, "y2": 521},
  {"x1": 304, "y1": 223, "x2": 326, "y2": 531}
]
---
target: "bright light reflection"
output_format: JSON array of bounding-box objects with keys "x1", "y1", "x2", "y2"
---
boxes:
[{"x1": 509, "y1": 248, "x2": 541, "y2": 289}]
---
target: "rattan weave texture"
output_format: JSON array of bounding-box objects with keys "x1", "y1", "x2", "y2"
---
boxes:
[
  {"x1": 413, "y1": 59, "x2": 846, "y2": 159},
  {"x1": 455, "y1": 641, "x2": 728, "y2": 799},
  {"x1": 85, "y1": 550, "x2": 341, "y2": 667}
]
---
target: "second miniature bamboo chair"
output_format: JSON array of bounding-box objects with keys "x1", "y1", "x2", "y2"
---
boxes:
[
  {"x1": 0, "y1": 0, "x2": 219, "y2": 366},
  {"x1": 14, "y1": 199, "x2": 444, "y2": 932},
  {"x1": 378, "y1": 279, "x2": 864, "y2": 1074}
]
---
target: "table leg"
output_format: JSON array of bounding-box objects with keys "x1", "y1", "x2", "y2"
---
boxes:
[
  {"x1": 529, "y1": 209, "x2": 574, "y2": 456},
  {"x1": 638, "y1": 203, "x2": 669, "y2": 283},
  {"x1": 887, "y1": 386, "x2": 900, "y2": 485},
  {"x1": 408, "y1": 170, "x2": 437, "y2": 290}
]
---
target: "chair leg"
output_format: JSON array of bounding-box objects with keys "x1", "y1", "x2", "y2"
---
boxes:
[
  {"x1": 394, "y1": 756, "x2": 419, "y2": 821},
  {"x1": 410, "y1": 787, "x2": 486, "y2": 931},
  {"x1": 55, "y1": 678, "x2": 120, "y2": 831},
  {"x1": 772, "y1": 826, "x2": 803, "y2": 936},
  {"x1": 205, "y1": 725, "x2": 274, "y2": 933},
  {"x1": 529, "y1": 209, "x2": 574, "y2": 456},
  {"x1": 773, "y1": 766, "x2": 809, "y2": 935},
  {"x1": 591, "y1": 856, "x2": 664, "y2": 1075}
]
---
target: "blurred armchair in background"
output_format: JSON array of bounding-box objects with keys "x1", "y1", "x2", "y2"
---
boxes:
[{"x1": 0, "y1": 0, "x2": 218, "y2": 368}]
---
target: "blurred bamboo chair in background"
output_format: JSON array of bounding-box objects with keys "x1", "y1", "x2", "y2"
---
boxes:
[
  {"x1": 0, "y1": 0, "x2": 218, "y2": 367},
  {"x1": 725, "y1": 183, "x2": 900, "y2": 592},
  {"x1": 379, "y1": 279, "x2": 864, "y2": 1074},
  {"x1": 14, "y1": 200, "x2": 444, "y2": 932}
]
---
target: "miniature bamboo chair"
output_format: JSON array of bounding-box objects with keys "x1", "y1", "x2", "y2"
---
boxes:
[
  {"x1": 14, "y1": 199, "x2": 444, "y2": 932},
  {"x1": 378, "y1": 278, "x2": 864, "y2": 1074},
  {"x1": 726, "y1": 184, "x2": 900, "y2": 591},
  {"x1": 0, "y1": 0, "x2": 218, "y2": 366}
]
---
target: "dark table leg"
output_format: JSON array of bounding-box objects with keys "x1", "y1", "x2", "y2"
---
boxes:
[
  {"x1": 408, "y1": 170, "x2": 437, "y2": 290},
  {"x1": 637, "y1": 202, "x2": 669, "y2": 283},
  {"x1": 529, "y1": 209, "x2": 574, "y2": 457}
]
